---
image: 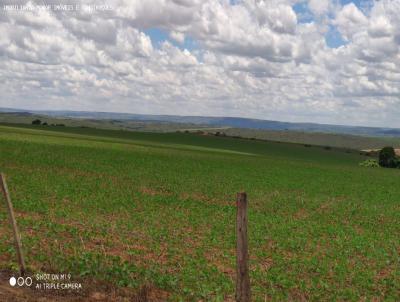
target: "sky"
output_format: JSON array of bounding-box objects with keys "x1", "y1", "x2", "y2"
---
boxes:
[{"x1": 0, "y1": 0, "x2": 400, "y2": 127}]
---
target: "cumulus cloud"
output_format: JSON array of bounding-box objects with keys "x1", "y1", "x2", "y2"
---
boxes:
[
  {"x1": 308, "y1": 0, "x2": 330, "y2": 16},
  {"x1": 334, "y1": 3, "x2": 368, "y2": 41},
  {"x1": 0, "y1": 0, "x2": 400, "y2": 127}
]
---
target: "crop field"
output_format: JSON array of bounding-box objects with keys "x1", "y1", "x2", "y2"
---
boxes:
[
  {"x1": 0, "y1": 124, "x2": 399, "y2": 301},
  {"x1": 0, "y1": 113, "x2": 225, "y2": 133}
]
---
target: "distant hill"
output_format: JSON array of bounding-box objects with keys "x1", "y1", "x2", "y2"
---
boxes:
[
  {"x1": 1, "y1": 107, "x2": 400, "y2": 137},
  {"x1": 1, "y1": 109, "x2": 400, "y2": 150}
]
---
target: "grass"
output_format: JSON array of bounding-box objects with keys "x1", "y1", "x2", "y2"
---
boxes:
[{"x1": 0, "y1": 124, "x2": 399, "y2": 301}]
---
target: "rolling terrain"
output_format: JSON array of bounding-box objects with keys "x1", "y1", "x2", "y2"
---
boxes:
[
  {"x1": 1, "y1": 112, "x2": 400, "y2": 151},
  {"x1": 2, "y1": 107, "x2": 400, "y2": 137},
  {"x1": 0, "y1": 124, "x2": 399, "y2": 301}
]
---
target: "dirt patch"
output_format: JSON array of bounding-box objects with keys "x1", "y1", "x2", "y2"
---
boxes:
[
  {"x1": 204, "y1": 249, "x2": 235, "y2": 278},
  {"x1": 258, "y1": 257, "x2": 273, "y2": 273},
  {"x1": 374, "y1": 266, "x2": 393, "y2": 281},
  {"x1": 0, "y1": 269, "x2": 169, "y2": 302},
  {"x1": 293, "y1": 208, "x2": 308, "y2": 220},
  {"x1": 317, "y1": 196, "x2": 347, "y2": 214},
  {"x1": 139, "y1": 187, "x2": 173, "y2": 197}
]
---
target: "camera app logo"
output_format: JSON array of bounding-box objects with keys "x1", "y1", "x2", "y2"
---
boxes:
[{"x1": 9, "y1": 276, "x2": 33, "y2": 287}]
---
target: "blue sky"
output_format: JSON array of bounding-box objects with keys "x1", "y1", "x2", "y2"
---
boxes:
[{"x1": 144, "y1": 28, "x2": 197, "y2": 50}]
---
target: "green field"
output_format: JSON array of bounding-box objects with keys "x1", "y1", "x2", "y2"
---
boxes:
[
  {"x1": 0, "y1": 124, "x2": 399, "y2": 301},
  {"x1": 216, "y1": 128, "x2": 400, "y2": 151}
]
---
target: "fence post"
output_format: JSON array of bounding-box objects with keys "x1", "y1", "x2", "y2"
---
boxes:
[
  {"x1": 0, "y1": 173, "x2": 26, "y2": 276},
  {"x1": 236, "y1": 192, "x2": 250, "y2": 302}
]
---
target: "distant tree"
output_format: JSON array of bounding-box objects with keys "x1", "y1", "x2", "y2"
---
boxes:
[
  {"x1": 378, "y1": 147, "x2": 398, "y2": 168},
  {"x1": 32, "y1": 119, "x2": 41, "y2": 125},
  {"x1": 42, "y1": 122, "x2": 48, "y2": 126}
]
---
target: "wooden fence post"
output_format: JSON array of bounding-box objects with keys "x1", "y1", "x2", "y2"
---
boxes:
[
  {"x1": 0, "y1": 173, "x2": 26, "y2": 276},
  {"x1": 236, "y1": 192, "x2": 250, "y2": 302}
]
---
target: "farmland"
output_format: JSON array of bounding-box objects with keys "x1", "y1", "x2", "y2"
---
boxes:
[
  {"x1": 2, "y1": 111, "x2": 400, "y2": 150},
  {"x1": 0, "y1": 124, "x2": 399, "y2": 301}
]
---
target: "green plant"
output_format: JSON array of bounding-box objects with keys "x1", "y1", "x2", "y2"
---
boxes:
[
  {"x1": 0, "y1": 124, "x2": 399, "y2": 301},
  {"x1": 378, "y1": 147, "x2": 398, "y2": 168},
  {"x1": 359, "y1": 159, "x2": 379, "y2": 168}
]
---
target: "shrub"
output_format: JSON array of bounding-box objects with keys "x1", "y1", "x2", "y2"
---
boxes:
[
  {"x1": 378, "y1": 147, "x2": 398, "y2": 168},
  {"x1": 359, "y1": 159, "x2": 379, "y2": 168},
  {"x1": 31, "y1": 119, "x2": 41, "y2": 125}
]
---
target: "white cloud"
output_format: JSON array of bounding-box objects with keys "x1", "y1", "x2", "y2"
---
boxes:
[
  {"x1": 334, "y1": 3, "x2": 368, "y2": 41},
  {"x1": 308, "y1": 0, "x2": 330, "y2": 16},
  {"x1": 369, "y1": 15, "x2": 393, "y2": 38},
  {"x1": 0, "y1": 0, "x2": 400, "y2": 127},
  {"x1": 169, "y1": 31, "x2": 185, "y2": 44}
]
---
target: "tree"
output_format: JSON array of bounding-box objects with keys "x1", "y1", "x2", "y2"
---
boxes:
[
  {"x1": 378, "y1": 147, "x2": 398, "y2": 168},
  {"x1": 31, "y1": 119, "x2": 41, "y2": 125}
]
